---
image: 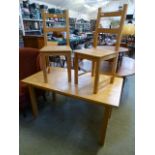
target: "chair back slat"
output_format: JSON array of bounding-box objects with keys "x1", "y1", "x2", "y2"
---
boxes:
[
  {"x1": 97, "y1": 28, "x2": 119, "y2": 34},
  {"x1": 44, "y1": 27, "x2": 67, "y2": 33},
  {"x1": 45, "y1": 13, "x2": 65, "y2": 18},
  {"x1": 100, "y1": 10, "x2": 123, "y2": 17}
]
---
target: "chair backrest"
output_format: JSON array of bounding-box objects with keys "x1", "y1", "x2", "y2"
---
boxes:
[
  {"x1": 94, "y1": 4, "x2": 128, "y2": 52},
  {"x1": 42, "y1": 10, "x2": 70, "y2": 46}
]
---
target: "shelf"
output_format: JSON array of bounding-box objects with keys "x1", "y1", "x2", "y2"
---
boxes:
[
  {"x1": 25, "y1": 30, "x2": 41, "y2": 32},
  {"x1": 23, "y1": 18, "x2": 42, "y2": 22},
  {"x1": 23, "y1": 18, "x2": 65, "y2": 23}
]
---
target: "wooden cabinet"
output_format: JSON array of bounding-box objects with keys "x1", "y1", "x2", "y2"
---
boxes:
[{"x1": 23, "y1": 35, "x2": 44, "y2": 49}]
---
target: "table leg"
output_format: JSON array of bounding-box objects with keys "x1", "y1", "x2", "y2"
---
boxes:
[
  {"x1": 99, "y1": 106, "x2": 112, "y2": 145},
  {"x1": 41, "y1": 54, "x2": 48, "y2": 83},
  {"x1": 93, "y1": 59, "x2": 100, "y2": 94},
  {"x1": 66, "y1": 53, "x2": 71, "y2": 82},
  {"x1": 74, "y1": 53, "x2": 79, "y2": 84},
  {"x1": 28, "y1": 85, "x2": 38, "y2": 117},
  {"x1": 91, "y1": 61, "x2": 96, "y2": 77}
]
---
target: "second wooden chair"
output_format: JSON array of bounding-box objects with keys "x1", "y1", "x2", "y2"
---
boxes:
[{"x1": 74, "y1": 4, "x2": 128, "y2": 94}]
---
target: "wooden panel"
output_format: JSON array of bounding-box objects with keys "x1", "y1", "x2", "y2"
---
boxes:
[
  {"x1": 100, "y1": 11, "x2": 123, "y2": 17},
  {"x1": 22, "y1": 67, "x2": 123, "y2": 107},
  {"x1": 23, "y1": 35, "x2": 44, "y2": 49},
  {"x1": 40, "y1": 45, "x2": 72, "y2": 52},
  {"x1": 47, "y1": 41, "x2": 58, "y2": 46},
  {"x1": 44, "y1": 27, "x2": 67, "y2": 32},
  {"x1": 74, "y1": 47, "x2": 116, "y2": 58},
  {"x1": 28, "y1": 85, "x2": 38, "y2": 117},
  {"x1": 65, "y1": 10, "x2": 70, "y2": 46},
  {"x1": 97, "y1": 28, "x2": 119, "y2": 34},
  {"x1": 94, "y1": 8, "x2": 102, "y2": 47},
  {"x1": 45, "y1": 13, "x2": 65, "y2": 18}
]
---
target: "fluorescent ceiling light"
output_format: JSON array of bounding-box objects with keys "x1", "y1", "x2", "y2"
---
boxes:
[
  {"x1": 102, "y1": 1, "x2": 110, "y2": 5},
  {"x1": 84, "y1": 4, "x2": 96, "y2": 11},
  {"x1": 84, "y1": 1, "x2": 110, "y2": 10},
  {"x1": 85, "y1": 0, "x2": 109, "y2": 4},
  {"x1": 74, "y1": 0, "x2": 85, "y2": 4}
]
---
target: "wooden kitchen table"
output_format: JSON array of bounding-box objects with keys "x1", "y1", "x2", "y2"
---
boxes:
[{"x1": 22, "y1": 67, "x2": 123, "y2": 146}]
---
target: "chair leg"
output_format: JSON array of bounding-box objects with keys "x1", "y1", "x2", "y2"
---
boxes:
[
  {"x1": 74, "y1": 53, "x2": 79, "y2": 84},
  {"x1": 110, "y1": 56, "x2": 119, "y2": 83},
  {"x1": 41, "y1": 54, "x2": 48, "y2": 83},
  {"x1": 66, "y1": 53, "x2": 71, "y2": 82},
  {"x1": 46, "y1": 56, "x2": 50, "y2": 73},
  {"x1": 92, "y1": 61, "x2": 96, "y2": 77},
  {"x1": 93, "y1": 60, "x2": 100, "y2": 94}
]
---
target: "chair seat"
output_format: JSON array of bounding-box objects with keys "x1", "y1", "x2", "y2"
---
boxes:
[
  {"x1": 74, "y1": 47, "x2": 117, "y2": 59},
  {"x1": 40, "y1": 45, "x2": 72, "y2": 53}
]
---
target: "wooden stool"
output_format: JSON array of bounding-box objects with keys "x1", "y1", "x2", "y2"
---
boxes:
[
  {"x1": 40, "y1": 10, "x2": 72, "y2": 83},
  {"x1": 74, "y1": 4, "x2": 128, "y2": 94}
]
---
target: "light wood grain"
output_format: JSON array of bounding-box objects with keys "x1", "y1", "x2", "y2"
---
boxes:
[
  {"x1": 100, "y1": 11, "x2": 123, "y2": 17},
  {"x1": 64, "y1": 10, "x2": 70, "y2": 46},
  {"x1": 111, "y1": 4, "x2": 128, "y2": 81},
  {"x1": 74, "y1": 53, "x2": 79, "y2": 84},
  {"x1": 28, "y1": 85, "x2": 38, "y2": 117},
  {"x1": 44, "y1": 27, "x2": 67, "y2": 33},
  {"x1": 97, "y1": 28, "x2": 119, "y2": 34},
  {"x1": 47, "y1": 41, "x2": 58, "y2": 46},
  {"x1": 41, "y1": 9, "x2": 72, "y2": 83},
  {"x1": 40, "y1": 45, "x2": 71, "y2": 52},
  {"x1": 74, "y1": 47, "x2": 116, "y2": 58},
  {"x1": 22, "y1": 67, "x2": 123, "y2": 107},
  {"x1": 45, "y1": 13, "x2": 65, "y2": 18},
  {"x1": 91, "y1": 61, "x2": 96, "y2": 76},
  {"x1": 99, "y1": 106, "x2": 112, "y2": 145},
  {"x1": 94, "y1": 59, "x2": 101, "y2": 94},
  {"x1": 94, "y1": 7, "x2": 101, "y2": 48}
]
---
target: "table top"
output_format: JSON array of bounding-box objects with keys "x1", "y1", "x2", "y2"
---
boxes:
[{"x1": 22, "y1": 67, "x2": 123, "y2": 107}]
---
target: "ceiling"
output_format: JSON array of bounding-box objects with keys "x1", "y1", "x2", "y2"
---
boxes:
[{"x1": 25, "y1": 0, "x2": 135, "y2": 19}]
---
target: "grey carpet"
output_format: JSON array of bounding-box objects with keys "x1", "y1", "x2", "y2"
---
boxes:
[{"x1": 19, "y1": 75, "x2": 134, "y2": 155}]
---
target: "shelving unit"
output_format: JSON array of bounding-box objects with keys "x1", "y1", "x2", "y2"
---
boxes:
[
  {"x1": 75, "y1": 19, "x2": 91, "y2": 32},
  {"x1": 19, "y1": 1, "x2": 96, "y2": 49}
]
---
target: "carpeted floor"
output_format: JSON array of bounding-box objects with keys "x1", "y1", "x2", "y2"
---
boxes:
[{"x1": 19, "y1": 75, "x2": 135, "y2": 155}]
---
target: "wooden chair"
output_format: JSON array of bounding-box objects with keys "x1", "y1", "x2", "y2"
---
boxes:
[
  {"x1": 74, "y1": 4, "x2": 128, "y2": 94},
  {"x1": 40, "y1": 10, "x2": 72, "y2": 83}
]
